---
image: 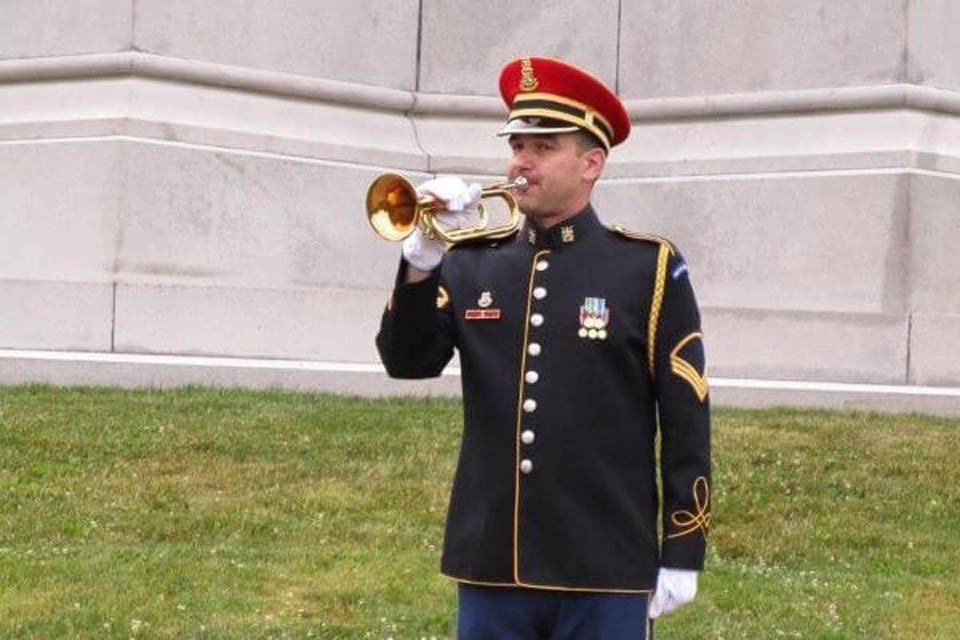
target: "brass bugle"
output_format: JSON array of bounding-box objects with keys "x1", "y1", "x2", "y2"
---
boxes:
[{"x1": 366, "y1": 173, "x2": 528, "y2": 244}]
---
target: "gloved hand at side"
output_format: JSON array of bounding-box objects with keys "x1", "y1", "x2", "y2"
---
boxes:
[
  {"x1": 401, "y1": 176, "x2": 482, "y2": 271},
  {"x1": 647, "y1": 568, "x2": 699, "y2": 619}
]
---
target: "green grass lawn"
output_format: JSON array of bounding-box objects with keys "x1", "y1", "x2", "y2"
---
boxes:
[{"x1": 0, "y1": 385, "x2": 958, "y2": 638}]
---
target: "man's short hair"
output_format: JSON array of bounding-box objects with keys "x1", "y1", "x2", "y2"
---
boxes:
[{"x1": 574, "y1": 130, "x2": 605, "y2": 155}]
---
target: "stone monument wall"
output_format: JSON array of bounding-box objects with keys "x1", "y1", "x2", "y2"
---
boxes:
[{"x1": 1, "y1": 1, "x2": 959, "y2": 409}]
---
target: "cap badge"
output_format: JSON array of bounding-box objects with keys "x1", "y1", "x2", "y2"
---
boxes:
[
  {"x1": 561, "y1": 226, "x2": 575, "y2": 243},
  {"x1": 520, "y1": 57, "x2": 539, "y2": 93},
  {"x1": 578, "y1": 297, "x2": 610, "y2": 340},
  {"x1": 478, "y1": 291, "x2": 493, "y2": 308}
]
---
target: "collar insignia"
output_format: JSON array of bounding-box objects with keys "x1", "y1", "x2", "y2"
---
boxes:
[
  {"x1": 561, "y1": 225, "x2": 575, "y2": 243},
  {"x1": 527, "y1": 229, "x2": 537, "y2": 245}
]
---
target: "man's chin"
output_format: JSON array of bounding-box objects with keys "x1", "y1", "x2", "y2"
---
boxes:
[{"x1": 518, "y1": 196, "x2": 545, "y2": 217}]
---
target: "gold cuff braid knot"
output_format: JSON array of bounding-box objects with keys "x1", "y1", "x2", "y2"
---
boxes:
[{"x1": 666, "y1": 476, "x2": 711, "y2": 539}]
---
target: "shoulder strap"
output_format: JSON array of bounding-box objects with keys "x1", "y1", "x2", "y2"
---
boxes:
[{"x1": 609, "y1": 224, "x2": 676, "y2": 255}]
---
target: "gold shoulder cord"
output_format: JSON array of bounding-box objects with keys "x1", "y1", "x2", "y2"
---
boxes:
[
  {"x1": 610, "y1": 224, "x2": 675, "y2": 252},
  {"x1": 647, "y1": 242, "x2": 674, "y2": 377},
  {"x1": 609, "y1": 224, "x2": 676, "y2": 377}
]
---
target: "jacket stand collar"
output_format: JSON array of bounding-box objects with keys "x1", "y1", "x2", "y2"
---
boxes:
[{"x1": 522, "y1": 204, "x2": 602, "y2": 249}]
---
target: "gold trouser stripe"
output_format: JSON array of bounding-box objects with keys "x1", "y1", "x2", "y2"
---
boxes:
[
  {"x1": 645, "y1": 594, "x2": 652, "y2": 637},
  {"x1": 513, "y1": 249, "x2": 551, "y2": 583},
  {"x1": 669, "y1": 331, "x2": 708, "y2": 401},
  {"x1": 647, "y1": 243, "x2": 672, "y2": 377}
]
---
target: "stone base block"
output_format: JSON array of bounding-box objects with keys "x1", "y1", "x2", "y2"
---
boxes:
[
  {"x1": 114, "y1": 283, "x2": 388, "y2": 362},
  {"x1": 593, "y1": 171, "x2": 911, "y2": 315},
  {"x1": 711, "y1": 383, "x2": 960, "y2": 417},
  {"x1": 3, "y1": 351, "x2": 958, "y2": 415},
  {"x1": 909, "y1": 313, "x2": 960, "y2": 386},
  {"x1": 703, "y1": 308, "x2": 908, "y2": 384},
  {"x1": 0, "y1": 354, "x2": 461, "y2": 397},
  {"x1": 0, "y1": 279, "x2": 113, "y2": 350}
]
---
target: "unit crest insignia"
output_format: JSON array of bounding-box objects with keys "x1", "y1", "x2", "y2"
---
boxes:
[{"x1": 578, "y1": 297, "x2": 610, "y2": 340}]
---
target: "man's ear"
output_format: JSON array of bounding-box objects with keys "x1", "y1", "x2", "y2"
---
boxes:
[{"x1": 581, "y1": 147, "x2": 606, "y2": 182}]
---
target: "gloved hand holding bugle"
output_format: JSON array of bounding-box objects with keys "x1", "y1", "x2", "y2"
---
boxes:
[{"x1": 402, "y1": 176, "x2": 483, "y2": 271}]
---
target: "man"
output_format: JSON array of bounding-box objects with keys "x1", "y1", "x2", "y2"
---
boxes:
[{"x1": 377, "y1": 57, "x2": 711, "y2": 639}]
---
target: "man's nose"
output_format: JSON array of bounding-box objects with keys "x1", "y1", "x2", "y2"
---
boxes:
[{"x1": 510, "y1": 151, "x2": 532, "y2": 174}]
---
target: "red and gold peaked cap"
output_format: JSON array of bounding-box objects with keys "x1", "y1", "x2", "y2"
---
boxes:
[{"x1": 497, "y1": 56, "x2": 631, "y2": 152}]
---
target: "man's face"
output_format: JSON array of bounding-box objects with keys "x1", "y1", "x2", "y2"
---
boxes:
[{"x1": 507, "y1": 133, "x2": 602, "y2": 220}]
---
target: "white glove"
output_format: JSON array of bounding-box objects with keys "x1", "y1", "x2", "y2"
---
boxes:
[
  {"x1": 401, "y1": 176, "x2": 482, "y2": 271},
  {"x1": 419, "y1": 176, "x2": 483, "y2": 213},
  {"x1": 647, "y1": 568, "x2": 699, "y2": 619}
]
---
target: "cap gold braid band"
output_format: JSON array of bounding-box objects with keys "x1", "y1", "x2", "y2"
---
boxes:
[{"x1": 507, "y1": 92, "x2": 616, "y2": 152}]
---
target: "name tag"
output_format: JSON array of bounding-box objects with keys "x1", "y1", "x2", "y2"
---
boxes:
[{"x1": 464, "y1": 309, "x2": 502, "y2": 321}]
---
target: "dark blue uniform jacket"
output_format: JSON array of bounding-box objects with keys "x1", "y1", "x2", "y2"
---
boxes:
[{"x1": 377, "y1": 205, "x2": 711, "y2": 593}]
